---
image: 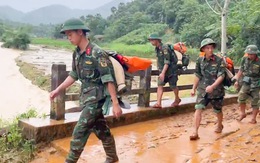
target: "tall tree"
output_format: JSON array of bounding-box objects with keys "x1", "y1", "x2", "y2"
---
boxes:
[{"x1": 205, "y1": 0, "x2": 230, "y2": 55}]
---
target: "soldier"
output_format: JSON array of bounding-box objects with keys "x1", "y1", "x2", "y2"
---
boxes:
[
  {"x1": 190, "y1": 38, "x2": 226, "y2": 140},
  {"x1": 148, "y1": 34, "x2": 181, "y2": 109},
  {"x1": 232, "y1": 45, "x2": 260, "y2": 124},
  {"x1": 49, "y1": 18, "x2": 122, "y2": 163}
]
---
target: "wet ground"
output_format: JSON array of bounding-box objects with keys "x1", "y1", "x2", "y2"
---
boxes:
[
  {"x1": 32, "y1": 103, "x2": 260, "y2": 163},
  {"x1": 2, "y1": 44, "x2": 259, "y2": 162}
]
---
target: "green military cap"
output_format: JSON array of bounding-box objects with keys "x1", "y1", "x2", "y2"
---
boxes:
[
  {"x1": 200, "y1": 38, "x2": 216, "y2": 52},
  {"x1": 60, "y1": 18, "x2": 90, "y2": 34},
  {"x1": 148, "y1": 33, "x2": 161, "y2": 40},
  {"x1": 244, "y1": 45, "x2": 259, "y2": 54}
]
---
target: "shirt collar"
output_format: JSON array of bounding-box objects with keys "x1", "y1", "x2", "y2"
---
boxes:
[
  {"x1": 246, "y1": 55, "x2": 259, "y2": 61},
  {"x1": 76, "y1": 42, "x2": 92, "y2": 55},
  {"x1": 203, "y1": 54, "x2": 216, "y2": 61}
]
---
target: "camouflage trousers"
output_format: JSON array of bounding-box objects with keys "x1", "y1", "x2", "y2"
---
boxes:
[
  {"x1": 238, "y1": 84, "x2": 260, "y2": 109},
  {"x1": 65, "y1": 99, "x2": 115, "y2": 163},
  {"x1": 195, "y1": 93, "x2": 224, "y2": 113}
]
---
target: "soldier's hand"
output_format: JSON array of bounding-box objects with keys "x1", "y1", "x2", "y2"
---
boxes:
[
  {"x1": 50, "y1": 89, "x2": 60, "y2": 101},
  {"x1": 112, "y1": 103, "x2": 122, "y2": 118},
  {"x1": 205, "y1": 85, "x2": 214, "y2": 93},
  {"x1": 190, "y1": 89, "x2": 196, "y2": 96},
  {"x1": 159, "y1": 73, "x2": 165, "y2": 82},
  {"x1": 234, "y1": 81, "x2": 239, "y2": 89}
]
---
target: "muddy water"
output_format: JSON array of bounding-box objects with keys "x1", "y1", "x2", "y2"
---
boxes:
[
  {"x1": 34, "y1": 103, "x2": 260, "y2": 163},
  {"x1": 0, "y1": 45, "x2": 77, "y2": 119}
]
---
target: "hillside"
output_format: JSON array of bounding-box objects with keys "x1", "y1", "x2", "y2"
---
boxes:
[
  {"x1": 0, "y1": 0, "x2": 131, "y2": 25},
  {"x1": 0, "y1": 6, "x2": 24, "y2": 22}
]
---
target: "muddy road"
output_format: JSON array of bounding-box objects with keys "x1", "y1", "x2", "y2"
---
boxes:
[{"x1": 32, "y1": 103, "x2": 260, "y2": 163}]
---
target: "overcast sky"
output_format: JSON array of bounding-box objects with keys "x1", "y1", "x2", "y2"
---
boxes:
[{"x1": 0, "y1": 0, "x2": 115, "y2": 12}]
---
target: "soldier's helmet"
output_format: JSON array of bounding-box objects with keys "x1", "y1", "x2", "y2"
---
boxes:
[
  {"x1": 148, "y1": 33, "x2": 161, "y2": 41},
  {"x1": 200, "y1": 38, "x2": 216, "y2": 52},
  {"x1": 60, "y1": 18, "x2": 90, "y2": 34},
  {"x1": 244, "y1": 45, "x2": 259, "y2": 54}
]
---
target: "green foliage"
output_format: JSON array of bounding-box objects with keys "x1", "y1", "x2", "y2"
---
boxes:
[
  {"x1": 31, "y1": 38, "x2": 74, "y2": 50},
  {"x1": 82, "y1": 14, "x2": 108, "y2": 36},
  {"x1": 228, "y1": 0, "x2": 260, "y2": 64},
  {"x1": 114, "y1": 23, "x2": 169, "y2": 45},
  {"x1": 225, "y1": 86, "x2": 238, "y2": 94},
  {"x1": 2, "y1": 31, "x2": 31, "y2": 50},
  {"x1": 53, "y1": 24, "x2": 63, "y2": 39},
  {"x1": 102, "y1": 42, "x2": 155, "y2": 58},
  {"x1": 0, "y1": 109, "x2": 40, "y2": 163}
]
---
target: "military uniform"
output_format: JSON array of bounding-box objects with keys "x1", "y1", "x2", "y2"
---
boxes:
[
  {"x1": 155, "y1": 43, "x2": 178, "y2": 89},
  {"x1": 238, "y1": 55, "x2": 260, "y2": 109},
  {"x1": 66, "y1": 43, "x2": 118, "y2": 163},
  {"x1": 60, "y1": 18, "x2": 119, "y2": 163},
  {"x1": 195, "y1": 54, "x2": 226, "y2": 113}
]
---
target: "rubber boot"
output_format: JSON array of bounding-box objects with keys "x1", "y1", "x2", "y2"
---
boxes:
[{"x1": 102, "y1": 135, "x2": 119, "y2": 163}]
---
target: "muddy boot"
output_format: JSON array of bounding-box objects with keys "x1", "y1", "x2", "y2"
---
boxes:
[{"x1": 102, "y1": 135, "x2": 119, "y2": 163}]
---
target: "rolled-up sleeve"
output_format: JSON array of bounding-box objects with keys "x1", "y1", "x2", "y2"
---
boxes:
[
  {"x1": 69, "y1": 51, "x2": 78, "y2": 80},
  {"x1": 217, "y1": 59, "x2": 226, "y2": 78},
  {"x1": 163, "y1": 46, "x2": 171, "y2": 65},
  {"x1": 194, "y1": 58, "x2": 202, "y2": 79},
  {"x1": 97, "y1": 52, "x2": 114, "y2": 84},
  {"x1": 239, "y1": 57, "x2": 246, "y2": 72}
]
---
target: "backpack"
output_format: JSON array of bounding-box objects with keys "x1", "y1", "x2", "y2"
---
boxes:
[
  {"x1": 222, "y1": 56, "x2": 235, "y2": 87},
  {"x1": 198, "y1": 54, "x2": 235, "y2": 87},
  {"x1": 168, "y1": 42, "x2": 190, "y2": 70}
]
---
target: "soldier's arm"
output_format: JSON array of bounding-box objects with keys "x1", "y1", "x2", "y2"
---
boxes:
[
  {"x1": 194, "y1": 57, "x2": 202, "y2": 80},
  {"x1": 192, "y1": 76, "x2": 200, "y2": 91},
  {"x1": 235, "y1": 57, "x2": 245, "y2": 80},
  {"x1": 211, "y1": 59, "x2": 225, "y2": 89},
  {"x1": 69, "y1": 51, "x2": 79, "y2": 81},
  {"x1": 50, "y1": 52, "x2": 77, "y2": 100},
  {"x1": 97, "y1": 53, "x2": 122, "y2": 117},
  {"x1": 161, "y1": 46, "x2": 171, "y2": 74}
]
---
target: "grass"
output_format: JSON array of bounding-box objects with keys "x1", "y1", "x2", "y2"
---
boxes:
[
  {"x1": 15, "y1": 58, "x2": 80, "y2": 93},
  {"x1": 31, "y1": 38, "x2": 75, "y2": 50},
  {"x1": 16, "y1": 58, "x2": 51, "y2": 91},
  {"x1": 101, "y1": 42, "x2": 155, "y2": 58},
  {"x1": 31, "y1": 38, "x2": 155, "y2": 58},
  {"x1": 0, "y1": 109, "x2": 45, "y2": 163}
]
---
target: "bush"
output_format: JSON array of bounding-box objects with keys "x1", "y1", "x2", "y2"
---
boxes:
[
  {"x1": 0, "y1": 109, "x2": 41, "y2": 163},
  {"x1": 2, "y1": 32, "x2": 31, "y2": 50}
]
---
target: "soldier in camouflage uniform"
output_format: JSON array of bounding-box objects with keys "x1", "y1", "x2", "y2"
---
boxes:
[
  {"x1": 50, "y1": 18, "x2": 122, "y2": 163},
  {"x1": 190, "y1": 38, "x2": 226, "y2": 140},
  {"x1": 148, "y1": 34, "x2": 181, "y2": 109},
  {"x1": 232, "y1": 45, "x2": 260, "y2": 124}
]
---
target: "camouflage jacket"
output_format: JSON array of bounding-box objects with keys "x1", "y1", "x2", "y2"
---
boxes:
[
  {"x1": 69, "y1": 42, "x2": 114, "y2": 105},
  {"x1": 155, "y1": 43, "x2": 178, "y2": 76},
  {"x1": 240, "y1": 56, "x2": 260, "y2": 88},
  {"x1": 195, "y1": 54, "x2": 226, "y2": 99}
]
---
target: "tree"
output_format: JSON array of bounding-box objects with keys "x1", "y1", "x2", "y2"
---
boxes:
[
  {"x1": 205, "y1": 0, "x2": 231, "y2": 55},
  {"x1": 2, "y1": 31, "x2": 31, "y2": 50},
  {"x1": 53, "y1": 24, "x2": 63, "y2": 39},
  {"x1": 84, "y1": 14, "x2": 108, "y2": 35}
]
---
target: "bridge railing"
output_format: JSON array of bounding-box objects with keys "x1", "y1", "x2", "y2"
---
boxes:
[{"x1": 50, "y1": 63, "x2": 197, "y2": 120}]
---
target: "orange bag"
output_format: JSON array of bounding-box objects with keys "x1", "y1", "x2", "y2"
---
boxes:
[
  {"x1": 123, "y1": 56, "x2": 152, "y2": 73},
  {"x1": 199, "y1": 52, "x2": 234, "y2": 72},
  {"x1": 199, "y1": 52, "x2": 205, "y2": 57},
  {"x1": 173, "y1": 42, "x2": 187, "y2": 54}
]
